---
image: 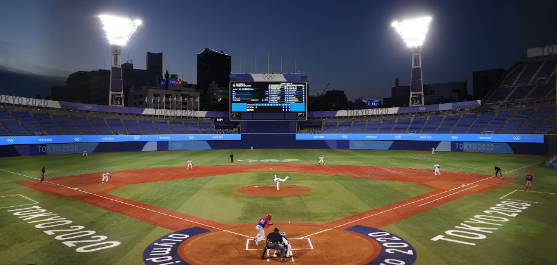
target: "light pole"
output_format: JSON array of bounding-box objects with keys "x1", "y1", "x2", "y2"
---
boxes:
[
  {"x1": 392, "y1": 16, "x2": 431, "y2": 106},
  {"x1": 99, "y1": 15, "x2": 142, "y2": 107}
]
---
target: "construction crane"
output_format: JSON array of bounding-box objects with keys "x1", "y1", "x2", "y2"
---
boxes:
[{"x1": 320, "y1": 82, "x2": 331, "y2": 96}]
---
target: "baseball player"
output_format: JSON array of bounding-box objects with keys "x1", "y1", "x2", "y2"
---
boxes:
[
  {"x1": 253, "y1": 214, "x2": 273, "y2": 245},
  {"x1": 525, "y1": 172, "x2": 533, "y2": 192},
  {"x1": 101, "y1": 171, "x2": 111, "y2": 183},
  {"x1": 272, "y1": 231, "x2": 293, "y2": 258},
  {"x1": 494, "y1": 166, "x2": 502, "y2": 177},
  {"x1": 318, "y1": 156, "x2": 325, "y2": 165},
  {"x1": 273, "y1": 175, "x2": 289, "y2": 191},
  {"x1": 187, "y1": 159, "x2": 193, "y2": 169},
  {"x1": 261, "y1": 227, "x2": 287, "y2": 262},
  {"x1": 40, "y1": 166, "x2": 45, "y2": 182},
  {"x1": 434, "y1": 162, "x2": 441, "y2": 175},
  {"x1": 83, "y1": 150, "x2": 88, "y2": 156},
  {"x1": 432, "y1": 148, "x2": 435, "y2": 154}
]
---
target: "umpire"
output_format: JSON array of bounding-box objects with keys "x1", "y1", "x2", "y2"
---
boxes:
[
  {"x1": 494, "y1": 166, "x2": 502, "y2": 177},
  {"x1": 261, "y1": 227, "x2": 287, "y2": 262},
  {"x1": 230, "y1": 153, "x2": 234, "y2": 163},
  {"x1": 41, "y1": 166, "x2": 45, "y2": 182}
]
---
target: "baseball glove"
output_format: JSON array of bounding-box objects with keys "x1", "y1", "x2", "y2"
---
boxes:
[{"x1": 269, "y1": 223, "x2": 273, "y2": 226}]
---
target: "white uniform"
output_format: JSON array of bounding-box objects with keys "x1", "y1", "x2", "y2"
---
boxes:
[
  {"x1": 274, "y1": 175, "x2": 289, "y2": 191},
  {"x1": 434, "y1": 163, "x2": 441, "y2": 175},
  {"x1": 187, "y1": 160, "x2": 193, "y2": 169},
  {"x1": 273, "y1": 234, "x2": 293, "y2": 257},
  {"x1": 83, "y1": 151, "x2": 88, "y2": 156},
  {"x1": 432, "y1": 148, "x2": 435, "y2": 154},
  {"x1": 318, "y1": 156, "x2": 325, "y2": 165},
  {"x1": 102, "y1": 172, "x2": 110, "y2": 183}
]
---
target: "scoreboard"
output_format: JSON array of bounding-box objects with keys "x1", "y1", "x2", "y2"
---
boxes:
[{"x1": 229, "y1": 74, "x2": 308, "y2": 120}]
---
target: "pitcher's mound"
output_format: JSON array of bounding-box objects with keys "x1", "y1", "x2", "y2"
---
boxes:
[{"x1": 237, "y1": 185, "x2": 311, "y2": 196}]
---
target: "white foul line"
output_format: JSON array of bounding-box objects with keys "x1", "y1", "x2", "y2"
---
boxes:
[
  {"x1": 500, "y1": 190, "x2": 517, "y2": 199},
  {"x1": 0, "y1": 168, "x2": 251, "y2": 238},
  {"x1": 0, "y1": 194, "x2": 39, "y2": 209}
]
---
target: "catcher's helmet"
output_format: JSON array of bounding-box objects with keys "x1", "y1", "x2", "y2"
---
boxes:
[{"x1": 280, "y1": 232, "x2": 286, "y2": 236}]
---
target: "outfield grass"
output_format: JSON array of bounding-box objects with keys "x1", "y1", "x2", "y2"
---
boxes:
[{"x1": 0, "y1": 149, "x2": 555, "y2": 265}]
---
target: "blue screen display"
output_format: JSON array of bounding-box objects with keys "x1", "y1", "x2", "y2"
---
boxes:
[{"x1": 295, "y1": 134, "x2": 543, "y2": 143}]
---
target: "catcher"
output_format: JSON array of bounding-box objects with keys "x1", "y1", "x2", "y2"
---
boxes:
[{"x1": 272, "y1": 231, "x2": 293, "y2": 258}]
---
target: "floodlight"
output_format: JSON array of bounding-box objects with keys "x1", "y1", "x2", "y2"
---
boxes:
[
  {"x1": 99, "y1": 15, "x2": 142, "y2": 47},
  {"x1": 392, "y1": 17, "x2": 431, "y2": 48}
]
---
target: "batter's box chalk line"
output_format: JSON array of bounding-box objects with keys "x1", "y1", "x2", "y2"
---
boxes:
[
  {"x1": 245, "y1": 238, "x2": 313, "y2": 251},
  {"x1": 0, "y1": 194, "x2": 39, "y2": 209}
]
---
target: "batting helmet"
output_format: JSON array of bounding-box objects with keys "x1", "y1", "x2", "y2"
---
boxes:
[{"x1": 267, "y1": 214, "x2": 273, "y2": 219}]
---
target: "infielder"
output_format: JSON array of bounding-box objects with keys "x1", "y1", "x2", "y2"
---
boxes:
[
  {"x1": 525, "y1": 172, "x2": 533, "y2": 192},
  {"x1": 273, "y1": 175, "x2": 289, "y2": 191},
  {"x1": 101, "y1": 171, "x2": 111, "y2": 183},
  {"x1": 434, "y1": 162, "x2": 441, "y2": 175},
  {"x1": 318, "y1": 155, "x2": 325, "y2": 165},
  {"x1": 187, "y1": 159, "x2": 193, "y2": 169},
  {"x1": 273, "y1": 231, "x2": 293, "y2": 258},
  {"x1": 494, "y1": 166, "x2": 502, "y2": 177},
  {"x1": 432, "y1": 148, "x2": 435, "y2": 154},
  {"x1": 253, "y1": 214, "x2": 273, "y2": 245}
]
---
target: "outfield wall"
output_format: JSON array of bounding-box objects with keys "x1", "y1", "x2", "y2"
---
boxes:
[{"x1": 0, "y1": 134, "x2": 551, "y2": 158}]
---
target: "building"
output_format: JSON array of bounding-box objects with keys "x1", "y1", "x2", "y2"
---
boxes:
[
  {"x1": 146, "y1": 52, "x2": 163, "y2": 84},
  {"x1": 308, "y1": 89, "x2": 349, "y2": 111},
  {"x1": 383, "y1": 81, "x2": 469, "y2": 107},
  {"x1": 205, "y1": 81, "x2": 230, "y2": 110},
  {"x1": 473, "y1": 69, "x2": 506, "y2": 100},
  {"x1": 197, "y1": 48, "x2": 231, "y2": 90},
  {"x1": 128, "y1": 72, "x2": 200, "y2": 110},
  {"x1": 51, "y1": 70, "x2": 110, "y2": 105}
]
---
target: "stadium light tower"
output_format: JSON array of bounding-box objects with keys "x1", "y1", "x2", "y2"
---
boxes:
[
  {"x1": 98, "y1": 15, "x2": 142, "y2": 107},
  {"x1": 392, "y1": 16, "x2": 431, "y2": 106}
]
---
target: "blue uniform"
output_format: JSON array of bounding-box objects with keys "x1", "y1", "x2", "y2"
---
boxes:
[{"x1": 258, "y1": 217, "x2": 270, "y2": 228}]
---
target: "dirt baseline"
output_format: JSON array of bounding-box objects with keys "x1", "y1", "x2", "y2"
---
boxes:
[{"x1": 237, "y1": 185, "x2": 311, "y2": 196}]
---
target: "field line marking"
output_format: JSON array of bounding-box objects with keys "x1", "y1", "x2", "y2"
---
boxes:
[
  {"x1": 523, "y1": 191, "x2": 555, "y2": 194},
  {"x1": 0, "y1": 168, "x2": 251, "y2": 238},
  {"x1": 0, "y1": 194, "x2": 39, "y2": 209},
  {"x1": 504, "y1": 199, "x2": 541, "y2": 204},
  {"x1": 246, "y1": 238, "x2": 313, "y2": 251},
  {"x1": 500, "y1": 190, "x2": 518, "y2": 199}
]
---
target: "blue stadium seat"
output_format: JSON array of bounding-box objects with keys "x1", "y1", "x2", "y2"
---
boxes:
[
  {"x1": 466, "y1": 113, "x2": 494, "y2": 133},
  {"x1": 12, "y1": 111, "x2": 46, "y2": 135},
  {"x1": 350, "y1": 121, "x2": 366, "y2": 133},
  {"x1": 1, "y1": 120, "x2": 30, "y2": 135},
  {"x1": 71, "y1": 116, "x2": 97, "y2": 135},
  {"x1": 534, "y1": 114, "x2": 556, "y2": 134},
  {"x1": 484, "y1": 110, "x2": 515, "y2": 133},
  {"x1": 0, "y1": 109, "x2": 13, "y2": 119},
  {"x1": 199, "y1": 122, "x2": 213, "y2": 134},
  {"x1": 488, "y1": 87, "x2": 515, "y2": 103},
  {"x1": 336, "y1": 121, "x2": 352, "y2": 133},
  {"x1": 515, "y1": 119, "x2": 544, "y2": 134},
  {"x1": 436, "y1": 115, "x2": 459, "y2": 133},
  {"x1": 0, "y1": 122, "x2": 11, "y2": 136},
  {"x1": 498, "y1": 119, "x2": 525, "y2": 134},
  {"x1": 33, "y1": 113, "x2": 65, "y2": 135},
  {"x1": 185, "y1": 122, "x2": 200, "y2": 134},
  {"x1": 421, "y1": 116, "x2": 443, "y2": 133},
  {"x1": 451, "y1": 114, "x2": 477, "y2": 133},
  {"x1": 528, "y1": 84, "x2": 555, "y2": 100},
  {"x1": 170, "y1": 121, "x2": 186, "y2": 134},
  {"x1": 378, "y1": 119, "x2": 395, "y2": 133},
  {"x1": 364, "y1": 120, "x2": 380, "y2": 133},
  {"x1": 107, "y1": 118, "x2": 127, "y2": 134},
  {"x1": 531, "y1": 105, "x2": 556, "y2": 118},
  {"x1": 506, "y1": 86, "x2": 534, "y2": 102},
  {"x1": 89, "y1": 117, "x2": 113, "y2": 135},
  {"x1": 515, "y1": 62, "x2": 542, "y2": 85},
  {"x1": 501, "y1": 63, "x2": 525, "y2": 86},
  {"x1": 513, "y1": 108, "x2": 535, "y2": 118},
  {"x1": 392, "y1": 118, "x2": 411, "y2": 133},
  {"x1": 155, "y1": 121, "x2": 172, "y2": 134},
  {"x1": 323, "y1": 122, "x2": 337, "y2": 133},
  {"x1": 139, "y1": 120, "x2": 158, "y2": 134},
  {"x1": 123, "y1": 120, "x2": 143, "y2": 135},
  {"x1": 54, "y1": 115, "x2": 82, "y2": 135},
  {"x1": 407, "y1": 117, "x2": 426, "y2": 133}
]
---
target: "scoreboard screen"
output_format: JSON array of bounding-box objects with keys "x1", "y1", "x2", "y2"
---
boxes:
[{"x1": 230, "y1": 81, "x2": 307, "y2": 120}]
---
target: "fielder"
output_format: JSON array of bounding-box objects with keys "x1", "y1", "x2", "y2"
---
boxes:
[
  {"x1": 253, "y1": 214, "x2": 273, "y2": 245},
  {"x1": 318, "y1": 156, "x2": 325, "y2": 165},
  {"x1": 525, "y1": 172, "x2": 533, "y2": 192},
  {"x1": 434, "y1": 162, "x2": 441, "y2": 175},
  {"x1": 432, "y1": 148, "x2": 435, "y2": 154},
  {"x1": 101, "y1": 171, "x2": 111, "y2": 183},
  {"x1": 273, "y1": 231, "x2": 293, "y2": 258},
  {"x1": 494, "y1": 166, "x2": 502, "y2": 177},
  {"x1": 273, "y1": 175, "x2": 289, "y2": 191},
  {"x1": 83, "y1": 150, "x2": 88, "y2": 156},
  {"x1": 187, "y1": 159, "x2": 193, "y2": 169}
]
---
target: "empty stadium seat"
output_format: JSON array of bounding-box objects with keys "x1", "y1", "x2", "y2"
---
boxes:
[
  {"x1": 12, "y1": 111, "x2": 46, "y2": 135},
  {"x1": 484, "y1": 110, "x2": 514, "y2": 133},
  {"x1": 88, "y1": 117, "x2": 113, "y2": 135},
  {"x1": 466, "y1": 113, "x2": 494, "y2": 133},
  {"x1": 0, "y1": 109, "x2": 13, "y2": 119},
  {"x1": 501, "y1": 64, "x2": 525, "y2": 86},
  {"x1": 323, "y1": 122, "x2": 337, "y2": 133},
  {"x1": 407, "y1": 117, "x2": 426, "y2": 133},
  {"x1": 534, "y1": 114, "x2": 556, "y2": 134},
  {"x1": 170, "y1": 121, "x2": 186, "y2": 134},
  {"x1": 54, "y1": 115, "x2": 82, "y2": 135},
  {"x1": 139, "y1": 120, "x2": 158, "y2": 134},
  {"x1": 515, "y1": 119, "x2": 544, "y2": 134},
  {"x1": 515, "y1": 62, "x2": 542, "y2": 85},
  {"x1": 350, "y1": 121, "x2": 366, "y2": 133},
  {"x1": 436, "y1": 115, "x2": 459, "y2": 133},
  {"x1": 513, "y1": 108, "x2": 535, "y2": 118},
  {"x1": 498, "y1": 119, "x2": 525, "y2": 134},
  {"x1": 505, "y1": 86, "x2": 534, "y2": 102},
  {"x1": 392, "y1": 118, "x2": 410, "y2": 133},
  {"x1": 107, "y1": 118, "x2": 128, "y2": 134},
  {"x1": 451, "y1": 114, "x2": 477, "y2": 133},
  {"x1": 531, "y1": 105, "x2": 556, "y2": 118},
  {"x1": 1, "y1": 120, "x2": 29, "y2": 135},
  {"x1": 336, "y1": 121, "x2": 352, "y2": 133},
  {"x1": 123, "y1": 120, "x2": 143, "y2": 135},
  {"x1": 71, "y1": 116, "x2": 97, "y2": 135},
  {"x1": 0, "y1": 122, "x2": 11, "y2": 136},
  {"x1": 421, "y1": 116, "x2": 443, "y2": 133},
  {"x1": 33, "y1": 113, "x2": 65, "y2": 135},
  {"x1": 378, "y1": 119, "x2": 395, "y2": 133},
  {"x1": 488, "y1": 87, "x2": 515, "y2": 103},
  {"x1": 185, "y1": 122, "x2": 200, "y2": 134},
  {"x1": 199, "y1": 122, "x2": 213, "y2": 134},
  {"x1": 155, "y1": 121, "x2": 172, "y2": 134},
  {"x1": 364, "y1": 120, "x2": 380, "y2": 133},
  {"x1": 528, "y1": 84, "x2": 555, "y2": 100}
]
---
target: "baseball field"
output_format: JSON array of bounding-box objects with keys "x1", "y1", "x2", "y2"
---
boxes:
[{"x1": 0, "y1": 149, "x2": 556, "y2": 265}]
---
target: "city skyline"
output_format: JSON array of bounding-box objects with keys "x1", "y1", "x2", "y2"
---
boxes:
[{"x1": 1, "y1": 0, "x2": 556, "y2": 101}]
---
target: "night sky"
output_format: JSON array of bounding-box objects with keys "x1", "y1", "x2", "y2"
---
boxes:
[{"x1": 1, "y1": 0, "x2": 556, "y2": 100}]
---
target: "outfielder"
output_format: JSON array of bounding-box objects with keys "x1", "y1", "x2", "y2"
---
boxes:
[
  {"x1": 187, "y1": 159, "x2": 193, "y2": 169},
  {"x1": 273, "y1": 231, "x2": 293, "y2": 258},
  {"x1": 432, "y1": 148, "x2": 435, "y2": 154},
  {"x1": 434, "y1": 162, "x2": 441, "y2": 175},
  {"x1": 83, "y1": 150, "x2": 88, "y2": 156},
  {"x1": 253, "y1": 214, "x2": 273, "y2": 245},
  {"x1": 525, "y1": 172, "x2": 533, "y2": 192},
  {"x1": 273, "y1": 175, "x2": 289, "y2": 191},
  {"x1": 318, "y1": 155, "x2": 325, "y2": 165},
  {"x1": 101, "y1": 171, "x2": 111, "y2": 183}
]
